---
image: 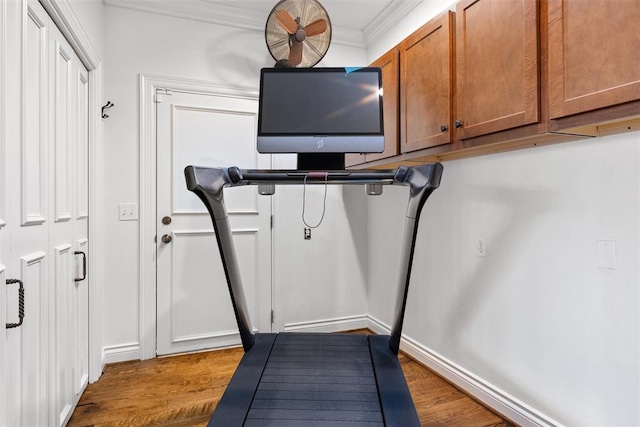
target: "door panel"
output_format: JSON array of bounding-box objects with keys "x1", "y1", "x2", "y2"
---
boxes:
[
  {"x1": 23, "y1": 1, "x2": 47, "y2": 226},
  {"x1": 156, "y1": 90, "x2": 271, "y2": 356}
]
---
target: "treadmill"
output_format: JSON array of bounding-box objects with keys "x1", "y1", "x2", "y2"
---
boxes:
[{"x1": 185, "y1": 162, "x2": 443, "y2": 427}]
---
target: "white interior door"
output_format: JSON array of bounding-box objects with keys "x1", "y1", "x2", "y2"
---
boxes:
[{"x1": 156, "y1": 89, "x2": 271, "y2": 356}]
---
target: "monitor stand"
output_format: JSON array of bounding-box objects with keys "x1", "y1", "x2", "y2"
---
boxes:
[{"x1": 297, "y1": 153, "x2": 345, "y2": 171}]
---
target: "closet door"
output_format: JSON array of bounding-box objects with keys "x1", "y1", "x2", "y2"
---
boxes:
[
  {"x1": 3, "y1": 0, "x2": 90, "y2": 425},
  {"x1": 48, "y1": 11, "x2": 90, "y2": 427},
  {"x1": 4, "y1": 0, "x2": 52, "y2": 424}
]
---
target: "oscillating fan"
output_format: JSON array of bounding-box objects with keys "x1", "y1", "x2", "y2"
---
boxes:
[{"x1": 265, "y1": 0, "x2": 332, "y2": 68}]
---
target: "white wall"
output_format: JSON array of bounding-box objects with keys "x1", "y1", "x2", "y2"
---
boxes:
[
  {"x1": 367, "y1": 133, "x2": 640, "y2": 426},
  {"x1": 102, "y1": 6, "x2": 369, "y2": 358},
  {"x1": 271, "y1": 163, "x2": 370, "y2": 330}
]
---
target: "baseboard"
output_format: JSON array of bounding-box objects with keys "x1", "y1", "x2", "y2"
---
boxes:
[
  {"x1": 103, "y1": 342, "x2": 141, "y2": 364},
  {"x1": 283, "y1": 314, "x2": 369, "y2": 333},
  {"x1": 367, "y1": 316, "x2": 562, "y2": 427}
]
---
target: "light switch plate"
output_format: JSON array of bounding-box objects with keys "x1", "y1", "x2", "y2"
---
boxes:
[{"x1": 118, "y1": 203, "x2": 138, "y2": 221}]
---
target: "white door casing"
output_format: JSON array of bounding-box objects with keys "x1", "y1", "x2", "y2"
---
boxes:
[
  {"x1": 155, "y1": 89, "x2": 272, "y2": 356},
  {"x1": 0, "y1": 0, "x2": 7, "y2": 421}
]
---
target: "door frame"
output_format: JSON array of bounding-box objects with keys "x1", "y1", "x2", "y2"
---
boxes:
[
  {"x1": 138, "y1": 74, "x2": 262, "y2": 360},
  {"x1": 38, "y1": 0, "x2": 104, "y2": 384}
]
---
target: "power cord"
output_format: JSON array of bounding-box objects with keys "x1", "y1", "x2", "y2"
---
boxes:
[{"x1": 302, "y1": 172, "x2": 328, "y2": 229}]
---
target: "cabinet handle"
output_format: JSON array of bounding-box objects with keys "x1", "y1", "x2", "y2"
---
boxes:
[
  {"x1": 440, "y1": 125, "x2": 448, "y2": 132},
  {"x1": 6, "y1": 279, "x2": 25, "y2": 329},
  {"x1": 454, "y1": 120, "x2": 463, "y2": 128},
  {"x1": 74, "y1": 251, "x2": 87, "y2": 282}
]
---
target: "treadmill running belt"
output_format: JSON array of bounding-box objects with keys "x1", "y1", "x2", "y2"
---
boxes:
[{"x1": 244, "y1": 333, "x2": 383, "y2": 427}]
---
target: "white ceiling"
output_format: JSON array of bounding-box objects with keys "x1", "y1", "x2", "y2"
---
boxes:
[{"x1": 103, "y1": 0, "x2": 424, "y2": 48}]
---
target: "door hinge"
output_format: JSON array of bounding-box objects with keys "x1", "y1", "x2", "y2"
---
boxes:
[
  {"x1": 154, "y1": 88, "x2": 173, "y2": 103},
  {"x1": 271, "y1": 310, "x2": 274, "y2": 324},
  {"x1": 270, "y1": 215, "x2": 274, "y2": 229}
]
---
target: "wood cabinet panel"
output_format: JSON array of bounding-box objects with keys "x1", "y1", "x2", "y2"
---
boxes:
[
  {"x1": 366, "y1": 49, "x2": 399, "y2": 163},
  {"x1": 548, "y1": 0, "x2": 640, "y2": 119},
  {"x1": 345, "y1": 49, "x2": 400, "y2": 167},
  {"x1": 455, "y1": 0, "x2": 538, "y2": 139},
  {"x1": 400, "y1": 11, "x2": 454, "y2": 153}
]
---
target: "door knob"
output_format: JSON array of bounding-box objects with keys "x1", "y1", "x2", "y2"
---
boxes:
[
  {"x1": 161, "y1": 234, "x2": 172, "y2": 244},
  {"x1": 162, "y1": 216, "x2": 172, "y2": 225}
]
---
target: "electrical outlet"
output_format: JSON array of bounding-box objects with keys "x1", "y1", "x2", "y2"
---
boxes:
[
  {"x1": 597, "y1": 240, "x2": 616, "y2": 269},
  {"x1": 118, "y1": 203, "x2": 138, "y2": 221},
  {"x1": 476, "y1": 238, "x2": 487, "y2": 257},
  {"x1": 304, "y1": 228, "x2": 311, "y2": 240}
]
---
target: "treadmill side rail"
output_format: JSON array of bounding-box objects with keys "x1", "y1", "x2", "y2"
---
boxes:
[
  {"x1": 207, "y1": 334, "x2": 277, "y2": 426},
  {"x1": 369, "y1": 334, "x2": 421, "y2": 426}
]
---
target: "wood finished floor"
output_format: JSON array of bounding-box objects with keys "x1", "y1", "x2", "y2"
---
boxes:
[{"x1": 68, "y1": 339, "x2": 514, "y2": 427}]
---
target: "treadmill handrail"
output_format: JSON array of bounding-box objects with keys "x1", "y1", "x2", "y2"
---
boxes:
[{"x1": 185, "y1": 163, "x2": 443, "y2": 353}]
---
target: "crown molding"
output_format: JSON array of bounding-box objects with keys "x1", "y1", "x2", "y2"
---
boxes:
[
  {"x1": 41, "y1": 0, "x2": 102, "y2": 68},
  {"x1": 103, "y1": 0, "x2": 419, "y2": 49},
  {"x1": 362, "y1": 0, "x2": 422, "y2": 47}
]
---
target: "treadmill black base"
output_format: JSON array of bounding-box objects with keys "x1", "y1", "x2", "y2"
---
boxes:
[{"x1": 208, "y1": 332, "x2": 419, "y2": 427}]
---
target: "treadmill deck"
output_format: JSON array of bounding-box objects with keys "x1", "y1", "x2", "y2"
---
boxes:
[{"x1": 209, "y1": 333, "x2": 419, "y2": 427}]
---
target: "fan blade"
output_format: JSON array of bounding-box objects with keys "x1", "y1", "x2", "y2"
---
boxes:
[
  {"x1": 289, "y1": 40, "x2": 303, "y2": 66},
  {"x1": 304, "y1": 19, "x2": 327, "y2": 37},
  {"x1": 276, "y1": 10, "x2": 298, "y2": 34}
]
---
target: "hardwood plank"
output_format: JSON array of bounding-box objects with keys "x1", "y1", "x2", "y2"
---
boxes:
[{"x1": 69, "y1": 339, "x2": 513, "y2": 427}]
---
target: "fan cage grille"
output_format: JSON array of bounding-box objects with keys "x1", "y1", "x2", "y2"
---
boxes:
[{"x1": 265, "y1": 0, "x2": 332, "y2": 68}]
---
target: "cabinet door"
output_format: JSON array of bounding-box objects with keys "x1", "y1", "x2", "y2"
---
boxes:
[
  {"x1": 365, "y1": 49, "x2": 399, "y2": 163},
  {"x1": 455, "y1": 0, "x2": 538, "y2": 140},
  {"x1": 548, "y1": 0, "x2": 640, "y2": 119},
  {"x1": 345, "y1": 49, "x2": 400, "y2": 167},
  {"x1": 400, "y1": 11, "x2": 454, "y2": 153}
]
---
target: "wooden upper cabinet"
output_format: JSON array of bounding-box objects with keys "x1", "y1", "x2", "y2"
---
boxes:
[
  {"x1": 366, "y1": 49, "x2": 399, "y2": 163},
  {"x1": 455, "y1": 0, "x2": 539, "y2": 140},
  {"x1": 345, "y1": 49, "x2": 399, "y2": 167},
  {"x1": 400, "y1": 11, "x2": 454, "y2": 153},
  {"x1": 548, "y1": 0, "x2": 640, "y2": 119}
]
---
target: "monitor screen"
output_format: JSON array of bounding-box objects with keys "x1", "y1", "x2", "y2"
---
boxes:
[{"x1": 257, "y1": 67, "x2": 384, "y2": 154}]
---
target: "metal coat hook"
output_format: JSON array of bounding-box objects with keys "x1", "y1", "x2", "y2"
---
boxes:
[{"x1": 102, "y1": 101, "x2": 114, "y2": 119}]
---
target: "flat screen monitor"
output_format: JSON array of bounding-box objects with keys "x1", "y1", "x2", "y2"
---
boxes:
[{"x1": 257, "y1": 67, "x2": 385, "y2": 155}]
